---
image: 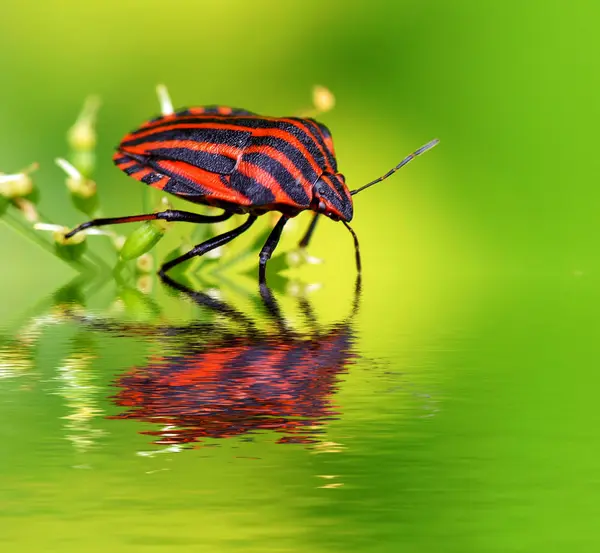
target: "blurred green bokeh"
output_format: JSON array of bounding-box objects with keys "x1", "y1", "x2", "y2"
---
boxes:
[{"x1": 3, "y1": 0, "x2": 596, "y2": 307}]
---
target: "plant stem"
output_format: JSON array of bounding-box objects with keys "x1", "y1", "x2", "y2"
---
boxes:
[{"x1": 2, "y1": 211, "x2": 97, "y2": 274}]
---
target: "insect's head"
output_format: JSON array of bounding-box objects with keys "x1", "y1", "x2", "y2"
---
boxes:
[{"x1": 312, "y1": 173, "x2": 353, "y2": 222}]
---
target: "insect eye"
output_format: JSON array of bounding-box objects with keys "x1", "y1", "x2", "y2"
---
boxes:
[{"x1": 318, "y1": 200, "x2": 327, "y2": 212}]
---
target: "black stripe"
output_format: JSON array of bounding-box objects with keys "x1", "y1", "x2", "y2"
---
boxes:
[
  {"x1": 115, "y1": 150, "x2": 147, "y2": 164},
  {"x1": 315, "y1": 121, "x2": 338, "y2": 170},
  {"x1": 230, "y1": 172, "x2": 275, "y2": 205},
  {"x1": 251, "y1": 135, "x2": 319, "y2": 185},
  {"x1": 164, "y1": 177, "x2": 205, "y2": 196},
  {"x1": 124, "y1": 128, "x2": 320, "y2": 188},
  {"x1": 301, "y1": 119, "x2": 337, "y2": 171},
  {"x1": 227, "y1": 345, "x2": 272, "y2": 376},
  {"x1": 121, "y1": 128, "x2": 251, "y2": 148},
  {"x1": 326, "y1": 173, "x2": 348, "y2": 202},
  {"x1": 229, "y1": 108, "x2": 257, "y2": 116},
  {"x1": 123, "y1": 163, "x2": 145, "y2": 175},
  {"x1": 147, "y1": 147, "x2": 237, "y2": 174},
  {"x1": 322, "y1": 175, "x2": 339, "y2": 201},
  {"x1": 320, "y1": 175, "x2": 353, "y2": 221},
  {"x1": 136, "y1": 115, "x2": 273, "y2": 132},
  {"x1": 242, "y1": 152, "x2": 310, "y2": 206},
  {"x1": 113, "y1": 155, "x2": 130, "y2": 165},
  {"x1": 316, "y1": 121, "x2": 332, "y2": 140},
  {"x1": 200, "y1": 106, "x2": 221, "y2": 115},
  {"x1": 144, "y1": 160, "x2": 210, "y2": 196},
  {"x1": 278, "y1": 118, "x2": 330, "y2": 172},
  {"x1": 132, "y1": 116, "x2": 326, "y2": 170}
]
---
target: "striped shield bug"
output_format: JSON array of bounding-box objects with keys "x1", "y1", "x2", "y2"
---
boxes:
[{"x1": 66, "y1": 97, "x2": 438, "y2": 284}]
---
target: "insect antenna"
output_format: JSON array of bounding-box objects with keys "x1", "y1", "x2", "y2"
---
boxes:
[{"x1": 350, "y1": 138, "x2": 439, "y2": 196}]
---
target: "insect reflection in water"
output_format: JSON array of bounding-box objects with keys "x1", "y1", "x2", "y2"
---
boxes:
[{"x1": 101, "y1": 277, "x2": 361, "y2": 446}]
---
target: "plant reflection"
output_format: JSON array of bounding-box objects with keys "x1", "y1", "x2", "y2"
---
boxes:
[{"x1": 103, "y1": 276, "x2": 361, "y2": 447}]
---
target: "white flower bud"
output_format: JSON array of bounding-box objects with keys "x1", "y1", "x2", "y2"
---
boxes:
[
  {"x1": 56, "y1": 158, "x2": 97, "y2": 198},
  {"x1": 0, "y1": 163, "x2": 38, "y2": 198},
  {"x1": 67, "y1": 95, "x2": 100, "y2": 152}
]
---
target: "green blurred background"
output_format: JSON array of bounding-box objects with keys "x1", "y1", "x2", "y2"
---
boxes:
[
  {"x1": 1, "y1": 1, "x2": 599, "y2": 552},
  {"x1": 4, "y1": 0, "x2": 597, "y2": 299}
]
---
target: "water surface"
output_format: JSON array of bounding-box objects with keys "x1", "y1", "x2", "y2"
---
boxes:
[{"x1": 1, "y1": 271, "x2": 597, "y2": 552}]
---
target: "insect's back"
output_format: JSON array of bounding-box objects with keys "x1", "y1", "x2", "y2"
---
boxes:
[{"x1": 114, "y1": 106, "x2": 339, "y2": 215}]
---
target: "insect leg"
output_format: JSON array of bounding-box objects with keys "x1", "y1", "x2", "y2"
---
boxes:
[
  {"x1": 258, "y1": 215, "x2": 289, "y2": 285},
  {"x1": 159, "y1": 214, "x2": 257, "y2": 276},
  {"x1": 342, "y1": 221, "x2": 362, "y2": 273},
  {"x1": 65, "y1": 210, "x2": 233, "y2": 238},
  {"x1": 298, "y1": 213, "x2": 320, "y2": 249}
]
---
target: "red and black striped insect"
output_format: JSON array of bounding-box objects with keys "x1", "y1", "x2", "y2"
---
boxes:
[{"x1": 66, "y1": 104, "x2": 438, "y2": 283}]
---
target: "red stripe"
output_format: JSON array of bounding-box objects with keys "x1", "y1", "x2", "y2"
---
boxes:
[
  {"x1": 321, "y1": 133, "x2": 335, "y2": 157},
  {"x1": 151, "y1": 175, "x2": 169, "y2": 191},
  {"x1": 321, "y1": 174, "x2": 343, "y2": 202},
  {"x1": 282, "y1": 118, "x2": 335, "y2": 173},
  {"x1": 237, "y1": 161, "x2": 290, "y2": 205},
  {"x1": 305, "y1": 119, "x2": 338, "y2": 172},
  {"x1": 134, "y1": 167, "x2": 153, "y2": 179},
  {"x1": 166, "y1": 349, "x2": 241, "y2": 386},
  {"x1": 123, "y1": 121, "x2": 323, "y2": 177},
  {"x1": 116, "y1": 159, "x2": 138, "y2": 170},
  {"x1": 242, "y1": 144, "x2": 313, "y2": 196},
  {"x1": 121, "y1": 140, "x2": 244, "y2": 160},
  {"x1": 252, "y1": 127, "x2": 322, "y2": 178},
  {"x1": 155, "y1": 160, "x2": 252, "y2": 206},
  {"x1": 134, "y1": 114, "x2": 269, "y2": 135}
]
